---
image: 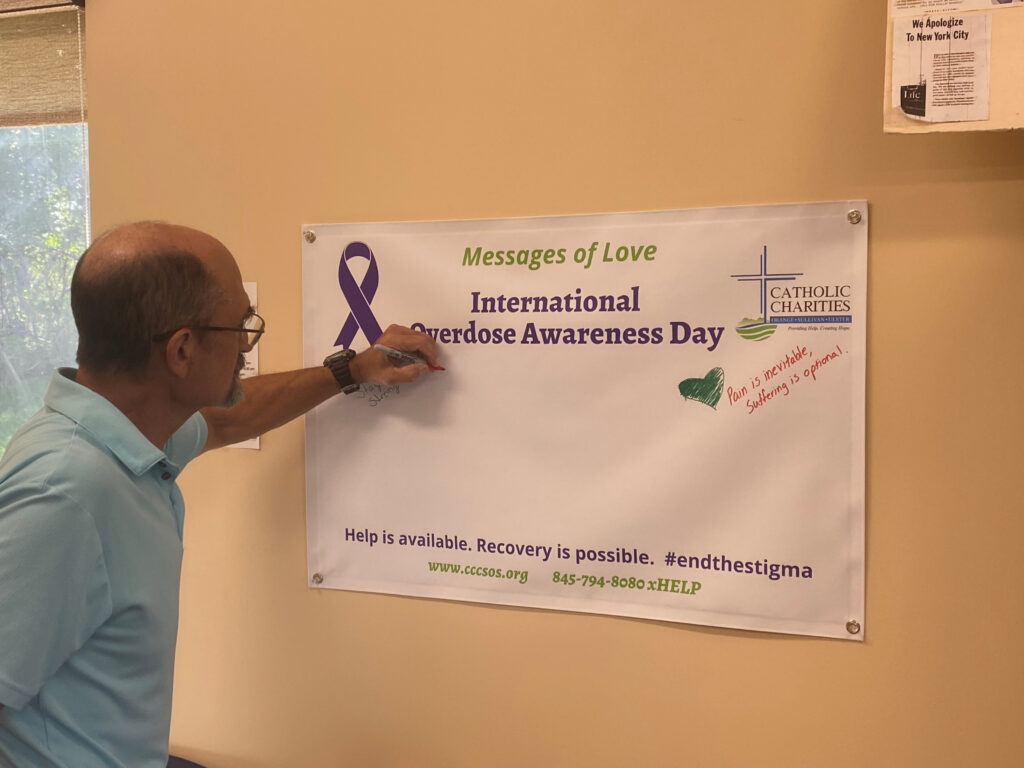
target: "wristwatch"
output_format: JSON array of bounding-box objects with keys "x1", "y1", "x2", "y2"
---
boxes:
[{"x1": 323, "y1": 349, "x2": 360, "y2": 394}]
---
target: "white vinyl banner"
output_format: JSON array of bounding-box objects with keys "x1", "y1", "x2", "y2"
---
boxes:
[{"x1": 302, "y1": 202, "x2": 867, "y2": 640}]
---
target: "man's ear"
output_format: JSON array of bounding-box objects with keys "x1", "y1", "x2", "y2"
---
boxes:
[{"x1": 162, "y1": 328, "x2": 196, "y2": 379}]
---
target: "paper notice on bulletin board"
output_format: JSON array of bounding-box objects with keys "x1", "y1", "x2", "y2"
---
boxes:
[
  {"x1": 892, "y1": 0, "x2": 1021, "y2": 16},
  {"x1": 892, "y1": 13, "x2": 991, "y2": 122},
  {"x1": 301, "y1": 202, "x2": 867, "y2": 640},
  {"x1": 229, "y1": 281, "x2": 260, "y2": 450}
]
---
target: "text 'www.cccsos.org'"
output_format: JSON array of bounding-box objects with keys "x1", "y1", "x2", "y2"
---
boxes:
[{"x1": 427, "y1": 561, "x2": 529, "y2": 585}]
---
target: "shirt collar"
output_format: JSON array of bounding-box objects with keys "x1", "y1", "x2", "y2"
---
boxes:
[{"x1": 44, "y1": 368, "x2": 178, "y2": 476}]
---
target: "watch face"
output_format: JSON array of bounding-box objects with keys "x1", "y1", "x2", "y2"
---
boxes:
[
  {"x1": 326, "y1": 349, "x2": 355, "y2": 364},
  {"x1": 324, "y1": 349, "x2": 358, "y2": 393}
]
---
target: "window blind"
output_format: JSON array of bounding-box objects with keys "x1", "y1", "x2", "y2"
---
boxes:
[
  {"x1": 0, "y1": 1, "x2": 83, "y2": 14},
  {"x1": 0, "y1": 6, "x2": 85, "y2": 127}
]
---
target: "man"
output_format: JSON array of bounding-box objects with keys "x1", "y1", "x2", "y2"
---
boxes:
[{"x1": 0, "y1": 222, "x2": 441, "y2": 767}]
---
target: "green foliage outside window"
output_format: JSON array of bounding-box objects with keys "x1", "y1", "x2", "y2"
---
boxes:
[{"x1": 0, "y1": 124, "x2": 88, "y2": 458}]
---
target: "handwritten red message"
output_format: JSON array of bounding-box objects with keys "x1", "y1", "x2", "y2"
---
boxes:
[{"x1": 728, "y1": 344, "x2": 846, "y2": 415}]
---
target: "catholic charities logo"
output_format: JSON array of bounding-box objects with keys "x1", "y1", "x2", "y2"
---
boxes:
[{"x1": 731, "y1": 246, "x2": 852, "y2": 341}]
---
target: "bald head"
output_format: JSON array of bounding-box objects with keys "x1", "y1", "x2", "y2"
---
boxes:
[
  {"x1": 72, "y1": 222, "x2": 240, "y2": 373},
  {"x1": 78, "y1": 222, "x2": 238, "y2": 282}
]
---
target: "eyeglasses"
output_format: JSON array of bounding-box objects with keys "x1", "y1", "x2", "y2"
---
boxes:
[
  {"x1": 198, "y1": 311, "x2": 266, "y2": 348},
  {"x1": 153, "y1": 312, "x2": 266, "y2": 348}
]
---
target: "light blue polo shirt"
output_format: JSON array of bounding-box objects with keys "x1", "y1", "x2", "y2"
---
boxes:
[{"x1": 0, "y1": 369, "x2": 207, "y2": 768}]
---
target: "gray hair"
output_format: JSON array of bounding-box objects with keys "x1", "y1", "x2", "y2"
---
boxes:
[{"x1": 71, "y1": 244, "x2": 220, "y2": 372}]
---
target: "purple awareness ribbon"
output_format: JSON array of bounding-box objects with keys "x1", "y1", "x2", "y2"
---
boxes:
[{"x1": 333, "y1": 241, "x2": 384, "y2": 347}]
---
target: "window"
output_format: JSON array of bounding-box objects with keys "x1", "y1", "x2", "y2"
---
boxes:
[{"x1": 0, "y1": 4, "x2": 88, "y2": 457}]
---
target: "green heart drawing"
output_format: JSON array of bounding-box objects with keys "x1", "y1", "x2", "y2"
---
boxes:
[{"x1": 678, "y1": 368, "x2": 725, "y2": 409}]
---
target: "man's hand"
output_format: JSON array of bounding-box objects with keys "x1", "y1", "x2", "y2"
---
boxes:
[{"x1": 350, "y1": 324, "x2": 442, "y2": 386}]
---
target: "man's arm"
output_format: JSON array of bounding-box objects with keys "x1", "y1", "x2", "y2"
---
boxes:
[
  {"x1": 0, "y1": 495, "x2": 111, "y2": 713},
  {"x1": 201, "y1": 325, "x2": 440, "y2": 452},
  {"x1": 201, "y1": 366, "x2": 340, "y2": 452}
]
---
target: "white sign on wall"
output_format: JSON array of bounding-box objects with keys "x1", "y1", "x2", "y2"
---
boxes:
[
  {"x1": 229, "y1": 281, "x2": 260, "y2": 450},
  {"x1": 891, "y1": 12, "x2": 991, "y2": 122},
  {"x1": 302, "y1": 202, "x2": 867, "y2": 640}
]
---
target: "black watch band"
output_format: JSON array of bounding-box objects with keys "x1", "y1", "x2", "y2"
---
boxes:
[{"x1": 323, "y1": 349, "x2": 359, "y2": 394}]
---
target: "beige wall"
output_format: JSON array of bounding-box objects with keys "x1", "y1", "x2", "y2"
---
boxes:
[{"x1": 84, "y1": 1, "x2": 1024, "y2": 766}]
